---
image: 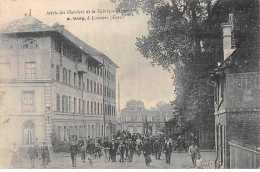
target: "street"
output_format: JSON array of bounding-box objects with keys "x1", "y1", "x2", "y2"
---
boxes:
[{"x1": 8, "y1": 151, "x2": 215, "y2": 169}]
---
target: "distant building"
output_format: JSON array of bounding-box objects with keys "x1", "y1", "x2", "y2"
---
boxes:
[
  {"x1": 120, "y1": 109, "x2": 175, "y2": 135},
  {"x1": 0, "y1": 16, "x2": 118, "y2": 147},
  {"x1": 210, "y1": 14, "x2": 260, "y2": 168}
]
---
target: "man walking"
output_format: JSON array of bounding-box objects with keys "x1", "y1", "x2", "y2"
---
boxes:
[
  {"x1": 153, "y1": 139, "x2": 162, "y2": 160},
  {"x1": 69, "y1": 140, "x2": 78, "y2": 168},
  {"x1": 188, "y1": 141, "x2": 200, "y2": 168},
  {"x1": 117, "y1": 141, "x2": 125, "y2": 162},
  {"x1": 78, "y1": 137, "x2": 85, "y2": 163},
  {"x1": 41, "y1": 142, "x2": 50, "y2": 168},
  {"x1": 109, "y1": 139, "x2": 117, "y2": 162},
  {"x1": 164, "y1": 137, "x2": 173, "y2": 164},
  {"x1": 27, "y1": 143, "x2": 38, "y2": 169},
  {"x1": 128, "y1": 139, "x2": 135, "y2": 162},
  {"x1": 142, "y1": 138, "x2": 152, "y2": 166},
  {"x1": 86, "y1": 139, "x2": 96, "y2": 167}
]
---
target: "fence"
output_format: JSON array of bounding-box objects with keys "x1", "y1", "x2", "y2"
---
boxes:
[{"x1": 229, "y1": 142, "x2": 260, "y2": 169}]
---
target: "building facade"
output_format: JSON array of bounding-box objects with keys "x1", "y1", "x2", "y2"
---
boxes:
[
  {"x1": 211, "y1": 14, "x2": 260, "y2": 168},
  {"x1": 0, "y1": 16, "x2": 118, "y2": 147},
  {"x1": 121, "y1": 109, "x2": 174, "y2": 135}
]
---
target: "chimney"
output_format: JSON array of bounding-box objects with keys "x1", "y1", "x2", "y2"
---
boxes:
[{"x1": 222, "y1": 14, "x2": 236, "y2": 60}]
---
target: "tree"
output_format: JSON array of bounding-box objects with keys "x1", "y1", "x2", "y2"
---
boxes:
[
  {"x1": 116, "y1": 0, "x2": 259, "y2": 133},
  {"x1": 122, "y1": 100, "x2": 146, "y2": 111},
  {"x1": 156, "y1": 101, "x2": 175, "y2": 111}
]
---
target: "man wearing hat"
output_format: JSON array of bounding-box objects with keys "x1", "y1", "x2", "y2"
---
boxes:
[
  {"x1": 153, "y1": 139, "x2": 162, "y2": 160},
  {"x1": 103, "y1": 138, "x2": 110, "y2": 163},
  {"x1": 27, "y1": 142, "x2": 38, "y2": 169},
  {"x1": 41, "y1": 142, "x2": 50, "y2": 168},
  {"x1": 164, "y1": 137, "x2": 173, "y2": 164},
  {"x1": 69, "y1": 140, "x2": 78, "y2": 167},
  {"x1": 86, "y1": 139, "x2": 96, "y2": 167},
  {"x1": 188, "y1": 141, "x2": 200, "y2": 167},
  {"x1": 78, "y1": 137, "x2": 85, "y2": 163},
  {"x1": 142, "y1": 138, "x2": 152, "y2": 166},
  {"x1": 109, "y1": 139, "x2": 117, "y2": 162}
]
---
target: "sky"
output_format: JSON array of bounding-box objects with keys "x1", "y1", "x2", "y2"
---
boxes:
[{"x1": 0, "y1": 0, "x2": 175, "y2": 109}]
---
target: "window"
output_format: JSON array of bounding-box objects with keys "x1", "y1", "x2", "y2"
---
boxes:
[
  {"x1": 126, "y1": 116, "x2": 131, "y2": 122},
  {"x1": 147, "y1": 116, "x2": 153, "y2": 122},
  {"x1": 25, "y1": 62, "x2": 36, "y2": 79},
  {"x1": 74, "y1": 73, "x2": 76, "y2": 87},
  {"x1": 105, "y1": 104, "x2": 107, "y2": 115},
  {"x1": 78, "y1": 74, "x2": 82, "y2": 89},
  {"x1": 137, "y1": 116, "x2": 142, "y2": 122},
  {"x1": 83, "y1": 100, "x2": 86, "y2": 114},
  {"x1": 100, "y1": 84, "x2": 102, "y2": 95},
  {"x1": 87, "y1": 101, "x2": 89, "y2": 114},
  {"x1": 22, "y1": 39, "x2": 38, "y2": 49},
  {"x1": 68, "y1": 96, "x2": 71, "y2": 112},
  {"x1": 97, "y1": 83, "x2": 99, "y2": 94},
  {"x1": 68, "y1": 70, "x2": 71, "y2": 85},
  {"x1": 94, "y1": 82, "x2": 96, "y2": 93},
  {"x1": 87, "y1": 79, "x2": 89, "y2": 91},
  {"x1": 79, "y1": 99, "x2": 81, "y2": 113},
  {"x1": 104, "y1": 86, "x2": 106, "y2": 96},
  {"x1": 56, "y1": 65, "x2": 60, "y2": 81},
  {"x1": 63, "y1": 68, "x2": 67, "y2": 84},
  {"x1": 90, "y1": 80, "x2": 93, "y2": 92},
  {"x1": 23, "y1": 91, "x2": 34, "y2": 111},
  {"x1": 74, "y1": 98, "x2": 77, "y2": 113},
  {"x1": 91, "y1": 102, "x2": 93, "y2": 114},
  {"x1": 62, "y1": 95, "x2": 65, "y2": 112},
  {"x1": 94, "y1": 102, "x2": 96, "y2": 114},
  {"x1": 56, "y1": 94, "x2": 60, "y2": 112},
  {"x1": 101, "y1": 103, "x2": 103, "y2": 115},
  {"x1": 100, "y1": 68, "x2": 103, "y2": 76},
  {"x1": 105, "y1": 68, "x2": 107, "y2": 78},
  {"x1": 22, "y1": 121, "x2": 35, "y2": 146},
  {"x1": 107, "y1": 87, "x2": 109, "y2": 97},
  {"x1": 97, "y1": 103, "x2": 100, "y2": 115}
]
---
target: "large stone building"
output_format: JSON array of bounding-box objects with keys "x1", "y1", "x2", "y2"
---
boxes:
[
  {"x1": 121, "y1": 109, "x2": 175, "y2": 135},
  {"x1": 211, "y1": 14, "x2": 260, "y2": 168},
  {"x1": 0, "y1": 16, "x2": 118, "y2": 147}
]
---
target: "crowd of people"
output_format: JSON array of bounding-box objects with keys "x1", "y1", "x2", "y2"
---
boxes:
[
  {"x1": 9, "y1": 130, "x2": 201, "y2": 168},
  {"x1": 67, "y1": 130, "x2": 201, "y2": 168}
]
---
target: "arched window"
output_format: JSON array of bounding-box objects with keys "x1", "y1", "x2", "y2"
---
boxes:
[
  {"x1": 22, "y1": 121, "x2": 35, "y2": 146},
  {"x1": 21, "y1": 39, "x2": 38, "y2": 49}
]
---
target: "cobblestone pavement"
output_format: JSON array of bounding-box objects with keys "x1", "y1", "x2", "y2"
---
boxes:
[{"x1": 6, "y1": 151, "x2": 215, "y2": 169}]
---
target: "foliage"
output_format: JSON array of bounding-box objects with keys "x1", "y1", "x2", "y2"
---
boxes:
[
  {"x1": 50, "y1": 133, "x2": 70, "y2": 153},
  {"x1": 116, "y1": 0, "x2": 259, "y2": 133},
  {"x1": 156, "y1": 101, "x2": 175, "y2": 111},
  {"x1": 122, "y1": 99, "x2": 146, "y2": 111}
]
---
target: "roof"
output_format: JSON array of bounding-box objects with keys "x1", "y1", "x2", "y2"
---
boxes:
[
  {"x1": 0, "y1": 16, "x2": 119, "y2": 68},
  {"x1": 0, "y1": 16, "x2": 55, "y2": 33},
  {"x1": 52, "y1": 23, "x2": 119, "y2": 68}
]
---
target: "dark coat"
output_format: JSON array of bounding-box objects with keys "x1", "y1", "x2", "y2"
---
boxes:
[
  {"x1": 142, "y1": 142, "x2": 151, "y2": 155},
  {"x1": 70, "y1": 143, "x2": 78, "y2": 156},
  {"x1": 86, "y1": 143, "x2": 96, "y2": 154},
  {"x1": 153, "y1": 140, "x2": 162, "y2": 151},
  {"x1": 164, "y1": 142, "x2": 173, "y2": 153},
  {"x1": 27, "y1": 147, "x2": 38, "y2": 159}
]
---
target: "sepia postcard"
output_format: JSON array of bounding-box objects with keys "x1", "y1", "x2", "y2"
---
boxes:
[{"x1": 0, "y1": 0, "x2": 259, "y2": 169}]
